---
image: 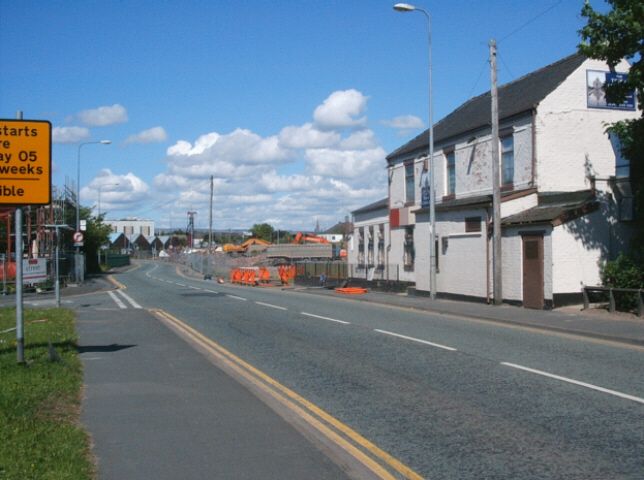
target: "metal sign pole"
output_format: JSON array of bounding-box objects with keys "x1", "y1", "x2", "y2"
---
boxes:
[{"x1": 15, "y1": 206, "x2": 24, "y2": 363}]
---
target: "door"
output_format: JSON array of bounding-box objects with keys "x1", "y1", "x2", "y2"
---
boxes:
[{"x1": 522, "y1": 234, "x2": 544, "y2": 309}]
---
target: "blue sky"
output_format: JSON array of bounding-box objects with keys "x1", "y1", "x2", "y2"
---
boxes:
[{"x1": 0, "y1": 0, "x2": 606, "y2": 231}]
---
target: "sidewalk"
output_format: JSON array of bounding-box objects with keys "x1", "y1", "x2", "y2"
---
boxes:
[
  {"x1": 76, "y1": 301, "x2": 351, "y2": 479},
  {"x1": 291, "y1": 286, "x2": 644, "y2": 346}
]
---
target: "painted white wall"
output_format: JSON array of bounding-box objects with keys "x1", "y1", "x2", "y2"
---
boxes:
[
  {"x1": 536, "y1": 58, "x2": 639, "y2": 192},
  {"x1": 501, "y1": 193, "x2": 538, "y2": 218}
]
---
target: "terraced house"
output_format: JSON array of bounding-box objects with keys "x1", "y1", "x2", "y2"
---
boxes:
[{"x1": 375, "y1": 52, "x2": 638, "y2": 308}]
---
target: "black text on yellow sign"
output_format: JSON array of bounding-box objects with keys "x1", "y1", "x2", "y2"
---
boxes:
[{"x1": 0, "y1": 119, "x2": 52, "y2": 205}]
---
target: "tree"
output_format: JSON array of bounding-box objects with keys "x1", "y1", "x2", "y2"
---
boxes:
[
  {"x1": 62, "y1": 205, "x2": 112, "y2": 273},
  {"x1": 250, "y1": 223, "x2": 274, "y2": 242},
  {"x1": 579, "y1": 0, "x2": 644, "y2": 239}
]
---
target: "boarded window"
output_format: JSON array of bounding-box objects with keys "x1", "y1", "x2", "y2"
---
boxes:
[{"x1": 465, "y1": 216, "x2": 481, "y2": 233}]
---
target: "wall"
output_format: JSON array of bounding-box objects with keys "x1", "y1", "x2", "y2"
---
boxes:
[{"x1": 536, "y1": 58, "x2": 639, "y2": 192}]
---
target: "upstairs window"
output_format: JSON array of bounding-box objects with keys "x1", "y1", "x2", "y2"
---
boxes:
[
  {"x1": 446, "y1": 151, "x2": 456, "y2": 196},
  {"x1": 377, "y1": 224, "x2": 385, "y2": 266},
  {"x1": 501, "y1": 135, "x2": 514, "y2": 185},
  {"x1": 465, "y1": 216, "x2": 482, "y2": 233},
  {"x1": 405, "y1": 162, "x2": 415, "y2": 204}
]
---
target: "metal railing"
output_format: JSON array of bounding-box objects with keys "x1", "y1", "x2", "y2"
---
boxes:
[{"x1": 582, "y1": 285, "x2": 643, "y2": 317}]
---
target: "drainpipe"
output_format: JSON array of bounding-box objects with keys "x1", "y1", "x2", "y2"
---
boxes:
[
  {"x1": 531, "y1": 107, "x2": 537, "y2": 188},
  {"x1": 485, "y1": 207, "x2": 491, "y2": 303}
]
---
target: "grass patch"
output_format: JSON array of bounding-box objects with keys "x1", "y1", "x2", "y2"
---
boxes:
[{"x1": 0, "y1": 307, "x2": 93, "y2": 480}]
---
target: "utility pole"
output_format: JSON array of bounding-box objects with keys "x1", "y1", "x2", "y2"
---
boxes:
[
  {"x1": 209, "y1": 175, "x2": 213, "y2": 254},
  {"x1": 490, "y1": 39, "x2": 502, "y2": 305}
]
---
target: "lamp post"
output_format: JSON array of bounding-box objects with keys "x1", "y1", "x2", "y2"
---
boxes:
[
  {"x1": 394, "y1": 3, "x2": 436, "y2": 300},
  {"x1": 75, "y1": 140, "x2": 110, "y2": 283},
  {"x1": 76, "y1": 140, "x2": 111, "y2": 243},
  {"x1": 97, "y1": 182, "x2": 119, "y2": 218}
]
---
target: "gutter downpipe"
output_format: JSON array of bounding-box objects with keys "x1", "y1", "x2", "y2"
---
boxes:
[
  {"x1": 531, "y1": 106, "x2": 537, "y2": 188},
  {"x1": 485, "y1": 207, "x2": 491, "y2": 303}
]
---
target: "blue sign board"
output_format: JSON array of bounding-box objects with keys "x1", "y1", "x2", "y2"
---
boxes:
[{"x1": 587, "y1": 70, "x2": 636, "y2": 111}]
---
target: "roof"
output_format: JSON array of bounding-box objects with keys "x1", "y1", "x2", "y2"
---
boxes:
[
  {"x1": 502, "y1": 190, "x2": 597, "y2": 226},
  {"x1": 324, "y1": 221, "x2": 352, "y2": 235},
  {"x1": 387, "y1": 53, "x2": 587, "y2": 161},
  {"x1": 352, "y1": 198, "x2": 389, "y2": 215},
  {"x1": 108, "y1": 232, "x2": 124, "y2": 243}
]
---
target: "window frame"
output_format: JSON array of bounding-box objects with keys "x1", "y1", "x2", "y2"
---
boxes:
[
  {"x1": 405, "y1": 161, "x2": 415, "y2": 205},
  {"x1": 501, "y1": 134, "x2": 514, "y2": 186}
]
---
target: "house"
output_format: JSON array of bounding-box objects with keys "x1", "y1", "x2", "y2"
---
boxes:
[
  {"x1": 318, "y1": 220, "x2": 353, "y2": 244},
  {"x1": 105, "y1": 218, "x2": 155, "y2": 237},
  {"x1": 382, "y1": 53, "x2": 638, "y2": 308}
]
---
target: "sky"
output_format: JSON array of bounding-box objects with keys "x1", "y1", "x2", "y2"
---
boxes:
[{"x1": 0, "y1": 0, "x2": 608, "y2": 232}]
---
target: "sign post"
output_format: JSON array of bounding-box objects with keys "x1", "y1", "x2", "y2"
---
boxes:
[{"x1": 1, "y1": 117, "x2": 52, "y2": 363}]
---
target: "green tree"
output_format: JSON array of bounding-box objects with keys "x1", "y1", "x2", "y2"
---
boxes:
[
  {"x1": 63, "y1": 206, "x2": 112, "y2": 273},
  {"x1": 579, "y1": 0, "x2": 644, "y2": 236},
  {"x1": 579, "y1": 0, "x2": 644, "y2": 291},
  {"x1": 250, "y1": 223, "x2": 274, "y2": 242}
]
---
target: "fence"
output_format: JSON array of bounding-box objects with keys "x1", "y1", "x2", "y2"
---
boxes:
[{"x1": 582, "y1": 286, "x2": 643, "y2": 317}]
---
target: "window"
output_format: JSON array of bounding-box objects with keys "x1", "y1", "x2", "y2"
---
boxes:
[
  {"x1": 357, "y1": 228, "x2": 365, "y2": 265},
  {"x1": 501, "y1": 135, "x2": 514, "y2": 185},
  {"x1": 403, "y1": 226, "x2": 414, "y2": 270},
  {"x1": 610, "y1": 133, "x2": 630, "y2": 178},
  {"x1": 405, "y1": 162, "x2": 415, "y2": 204},
  {"x1": 446, "y1": 151, "x2": 456, "y2": 195},
  {"x1": 367, "y1": 226, "x2": 374, "y2": 266},
  {"x1": 377, "y1": 224, "x2": 385, "y2": 267},
  {"x1": 465, "y1": 216, "x2": 482, "y2": 233}
]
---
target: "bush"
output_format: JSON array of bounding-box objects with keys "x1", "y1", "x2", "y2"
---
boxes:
[{"x1": 601, "y1": 253, "x2": 644, "y2": 311}]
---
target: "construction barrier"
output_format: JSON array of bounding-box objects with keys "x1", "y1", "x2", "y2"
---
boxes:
[
  {"x1": 335, "y1": 287, "x2": 368, "y2": 295},
  {"x1": 228, "y1": 265, "x2": 297, "y2": 287}
]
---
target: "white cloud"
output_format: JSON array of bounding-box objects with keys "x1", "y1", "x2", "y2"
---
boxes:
[
  {"x1": 382, "y1": 115, "x2": 424, "y2": 130},
  {"x1": 78, "y1": 104, "x2": 128, "y2": 126},
  {"x1": 149, "y1": 89, "x2": 389, "y2": 230},
  {"x1": 167, "y1": 129, "x2": 291, "y2": 166},
  {"x1": 52, "y1": 126, "x2": 90, "y2": 144},
  {"x1": 125, "y1": 126, "x2": 167, "y2": 144},
  {"x1": 313, "y1": 89, "x2": 368, "y2": 130},
  {"x1": 83, "y1": 169, "x2": 151, "y2": 216},
  {"x1": 278, "y1": 123, "x2": 340, "y2": 149},
  {"x1": 306, "y1": 147, "x2": 386, "y2": 179}
]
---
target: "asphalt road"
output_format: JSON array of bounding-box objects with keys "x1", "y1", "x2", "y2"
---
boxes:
[{"x1": 89, "y1": 261, "x2": 644, "y2": 479}]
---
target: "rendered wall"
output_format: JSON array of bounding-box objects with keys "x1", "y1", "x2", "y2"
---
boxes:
[{"x1": 536, "y1": 58, "x2": 639, "y2": 192}]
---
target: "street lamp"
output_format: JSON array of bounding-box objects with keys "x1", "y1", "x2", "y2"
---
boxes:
[
  {"x1": 394, "y1": 3, "x2": 436, "y2": 300},
  {"x1": 76, "y1": 140, "x2": 111, "y2": 239},
  {"x1": 75, "y1": 140, "x2": 110, "y2": 283},
  {"x1": 97, "y1": 182, "x2": 119, "y2": 218}
]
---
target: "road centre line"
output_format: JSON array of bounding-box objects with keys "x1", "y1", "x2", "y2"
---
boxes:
[
  {"x1": 188, "y1": 285, "x2": 202, "y2": 290},
  {"x1": 374, "y1": 329, "x2": 457, "y2": 351},
  {"x1": 226, "y1": 294, "x2": 247, "y2": 301},
  {"x1": 255, "y1": 301, "x2": 288, "y2": 311},
  {"x1": 116, "y1": 289, "x2": 142, "y2": 309},
  {"x1": 204, "y1": 289, "x2": 218, "y2": 294},
  {"x1": 176, "y1": 283, "x2": 186, "y2": 287},
  {"x1": 301, "y1": 312, "x2": 350, "y2": 325},
  {"x1": 107, "y1": 290, "x2": 127, "y2": 309},
  {"x1": 151, "y1": 309, "x2": 422, "y2": 480},
  {"x1": 501, "y1": 362, "x2": 644, "y2": 405}
]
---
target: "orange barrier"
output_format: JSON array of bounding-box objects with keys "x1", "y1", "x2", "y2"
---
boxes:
[
  {"x1": 277, "y1": 265, "x2": 296, "y2": 285},
  {"x1": 335, "y1": 287, "x2": 368, "y2": 295}
]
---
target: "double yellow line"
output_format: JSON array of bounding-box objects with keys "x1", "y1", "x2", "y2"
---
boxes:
[{"x1": 150, "y1": 308, "x2": 423, "y2": 480}]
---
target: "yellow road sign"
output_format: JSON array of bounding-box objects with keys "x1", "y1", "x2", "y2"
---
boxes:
[{"x1": 0, "y1": 119, "x2": 52, "y2": 205}]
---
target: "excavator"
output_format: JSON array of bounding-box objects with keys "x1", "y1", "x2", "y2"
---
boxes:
[
  {"x1": 223, "y1": 237, "x2": 271, "y2": 253},
  {"x1": 292, "y1": 232, "x2": 330, "y2": 244}
]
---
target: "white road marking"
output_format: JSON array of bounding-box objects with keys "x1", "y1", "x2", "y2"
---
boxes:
[
  {"x1": 176, "y1": 283, "x2": 186, "y2": 287},
  {"x1": 116, "y1": 289, "x2": 142, "y2": 309},
  {"x1": 108, "y1": 291, "x2": 127, "y2": 309},
  {"x1": 301, "y1": 312, "x2": 350, "y2": 325},
  {"x1": 226, "y1": 294, "x2": 247, "y2": 301},
  {"x1": 188, "y1": 285, "x2": 201, "y2": 290},
  {"x1": 374, "y1": 329, "x2": 457, "y2": 351},
  {"x1": 501, "y1": 362, "x2": 644, "y2": 405},
  {"x1": 255, "y1": 301, "x2": 288, "y2": 311},
  {"x1": 204, "y1": 289, "x2": 218, "y2": 294}
]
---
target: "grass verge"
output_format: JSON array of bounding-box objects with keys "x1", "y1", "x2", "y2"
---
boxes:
[{"x1": 0, "y1": 307, "x2": 93, "y2": 480}]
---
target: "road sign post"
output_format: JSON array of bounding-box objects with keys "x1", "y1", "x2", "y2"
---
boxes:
[{"x1": 1, "y1": 117, "x2": 52, "y2": 363}]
